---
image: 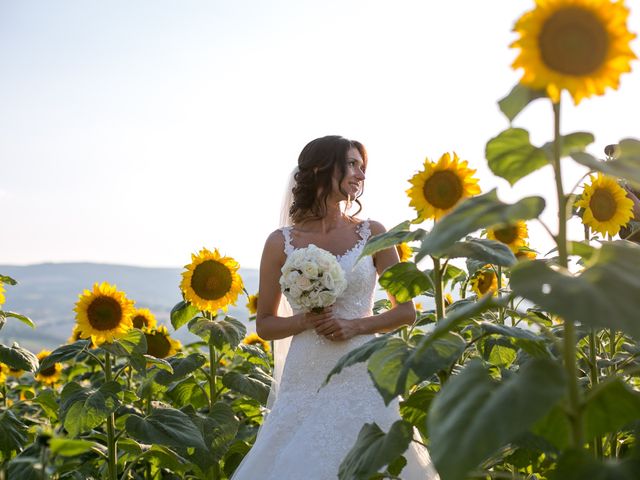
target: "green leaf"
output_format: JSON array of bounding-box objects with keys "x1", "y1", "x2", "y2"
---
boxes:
[
  {"x1": 408, "y1": 332, "x2": 466, "y2": 382},
  {"x1": 479, "y1": 322, "x2": 550, "y2": 359},
  {"x1": 324, "y1": 335, "x2": 392, "y2": 386},
  {"x1": 155, "y1": 353, "x2": 207, "y2": 385},
  {"x1": 60, "y1": 381, "x2": 122, "y2": 437},
  {"x1": 378, "y1": 263, "x2": 432, "y2": 303},
  {"x1": 441, "y1": 238, "x2": 516, "y2": 267},
  {"x1": 550, "y1": 449, "x2": 640, "y2": 480},
  {"x1": 222, "y1": 370, "x2": 271, "y2": 404},
  {"x1": 583, "y1": 377, "x2": 640, "y2": 439},
  {"x1": 510, "y1": 242, "x2": 640, "y2": 339},
  {"x1": 194, "y1": 403, "x2": 240, "y2": 462},
  {"x1": 33, "y1": 389, "x2": 59, "y2": 421},
  {"x1": 541, "y1": 131, "x2": 595, "y2": 161},
  {"x1": 531, "y1": 404, "x2": 571, "y2": 451},
  {"x1": 99, "y1": 328, "x2": 147, "y2": 357},
  {"x1": 38, "y1": 340, "x2": 90, "y2": 372},
  {"x1": 498, "y1": 84, "x2": 546, "y2": 122},
  {"x1": 359, "y1": 221, "x2": 427, "y2": 260},
  {"x1": 428, "y1": 359, "x2": 566, "y2": 480},
  {"x1": 571, "y1": 138, "x2": 640, "y2": 188},
  {"x1": 0, "y1": 275, "x2": 17, "y2": 285},
  {"x1": 486, "y1": 128, "x2": 548, "y2": 185},
  {"x1": 416, "y1": 190, "x2": 545, "y2": 260},
  {"x1": 0, "y1": 342, "x2": 39, "y2": 372},
  {"x1": 167, "y1": 377, "x2": 209, "y2": 409},
  {"x1": 0, "y1": 311, "x2": 35, "y2": 328},
  {"x1": 189, "y1": 315, "x2": 246, "y2": 349},
  {"x1": 49, "y1": 438, "x2": 96, "y2": 456},
  {"x1": 399, "y1": 384, "x2": 439, "y2": 439},
  {"x1": 171, "y1": 300, "x2": 200, "y2": 330},
  {"x1": 367, "y1": 338, "x2": 417, "y2": 405},
  {"x1": 125, "y1": 407, "x2": 208, "y2": 450},
  {"x1": 0, "y1": 410, "x2": 28, "y2": 456},
  {"x1": 338, "y1": 421, "x2": 414, "y2": 480}
]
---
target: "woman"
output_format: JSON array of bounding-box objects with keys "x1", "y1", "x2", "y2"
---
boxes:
[{"x1": 231, "y1": 135, "x2": 439, "y2": 479}]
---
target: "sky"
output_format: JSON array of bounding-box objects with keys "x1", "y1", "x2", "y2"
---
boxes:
[{"x1": 1, "y1": 0, "x2": 639, "y2": 269}]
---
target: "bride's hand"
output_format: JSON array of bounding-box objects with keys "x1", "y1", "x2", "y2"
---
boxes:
[
  {"x1": 300, "y1": 307, "x2": 333, "y2": 331},
  {"x1": 313, "y1": 314, "x2": 358, "y2": 341}
]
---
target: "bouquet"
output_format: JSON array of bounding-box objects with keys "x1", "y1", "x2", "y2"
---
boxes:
[{"x1": 279, "y1": 244, "x2": 347, "y2": 312}]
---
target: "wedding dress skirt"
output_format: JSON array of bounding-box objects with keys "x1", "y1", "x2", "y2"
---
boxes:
[{"x1": 231, "y1": 221, "x2": 439, "y2": 479}]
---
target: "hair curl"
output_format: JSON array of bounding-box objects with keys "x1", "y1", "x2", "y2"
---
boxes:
[{"x1": 289, "y1": 135, "x2": 367, "y2": 224}]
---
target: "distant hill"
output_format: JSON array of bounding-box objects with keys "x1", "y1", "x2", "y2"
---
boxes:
[{"x1": 0, "y1": 263, "x2": 259, "y2": 352}]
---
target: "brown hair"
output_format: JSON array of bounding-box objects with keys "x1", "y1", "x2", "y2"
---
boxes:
[{"x1": 289, "y1": 135, "x2": 367, "y2": 224}]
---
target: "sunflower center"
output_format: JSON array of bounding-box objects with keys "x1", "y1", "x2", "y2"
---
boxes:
[
  {"x1": 477, "y1": 272, "x2": 495, "y2": 295},
  {"x1": 423, "y1": 171, "x2": 464, "y2": 210},
  {"x1": 87, "y1": 296, "x2": 123, "y2": 331},
  {"x1": 145, "y1": 332, "x2": 172, "y2": 358},
  {"x1": 191, "y1": 260, "x2": 233, "y2": 300},
  {"x1": 132, "y1": 315, "x2": 148, "y2": 329},
  {"x1": 589, "y1": 188, "x2": 617, "y2": 221},
  {"x1": 539, "y1": 7, "x2": 609, "y2": 76},
  {"x1": 39, "y1": 364, "x2": 57, "y2": 377},
  {"x1": 493, "y1": 226, "x2": 519, "y2": 244}
]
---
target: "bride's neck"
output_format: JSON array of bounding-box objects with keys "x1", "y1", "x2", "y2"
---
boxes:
[{"x1": 301, "y1": 202, "x2": 350, "y2": 233}]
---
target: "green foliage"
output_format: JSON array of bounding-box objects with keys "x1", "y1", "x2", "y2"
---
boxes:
[
  {"x1": 486, "y1": 128, "x2": 549, "y2": 185},
  {"x1": 100, "y1": 328, "x2": 147, "y2": 357},
  {"x1": 60, "y1": 381, "x2": 122, "y2": 437},
  {"x1": 0, "y1": 409, "x2": 29, "y2": 457},
  {"x1": 171, "y1": 300, "x2": 200, "y2": 330},
  {"x1": 571, "y1": 138, "x2": 640, "y2": 188},
  {"x1": 498, "y1": 84, "x2": 546, "y2": 122},
  {"x1": 38, "y1": 340, "x2": 91, "y2": 372},
  {"x1": 125, "y1": 407, "x2": 208, "y2": 450},
  {"x1": 359, "y1": 221, "x2": 427, "y2": 260},
  {"x1": 440, "y1": 238, "x2": 516, "y2": 266},
  {"x1": 189, "y1": 315, "x2": 247, "y2": 349},
  {"x1": 0, "y1": 310, "x2": 35, "y2": 329},
  {"x1": 378, "y1": 263, "x2": 432, "y2": 302},
  {"x1": 0, "y1": 342, "x2": 39, "y2": 372}
]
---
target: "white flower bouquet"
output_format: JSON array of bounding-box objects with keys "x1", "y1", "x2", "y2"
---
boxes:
[{"x1": 279, "y1": 244, "x2": 347, "y2": 312}]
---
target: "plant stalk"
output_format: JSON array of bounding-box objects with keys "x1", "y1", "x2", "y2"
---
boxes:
[
  {"x1": 432, "y1": 256, "x2": 445, "y2": 321},
  {"x1": 105, "y1": 352, "x2": 118, "y2": 480}
]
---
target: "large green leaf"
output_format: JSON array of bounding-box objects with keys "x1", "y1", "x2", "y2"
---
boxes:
[
  {"x1": 38, "y1": 340, "x2": 90, "y2": 372},
  {"x1": 498, "y1": 84, "x2": 546, "y2": 122},
  {"x1": 399, "y1": 384, "x2": 439, "y2": 439},
  {"x1": 222, "y1": 369, "x2": 271, "y2": 404},
  {"x1": 367, "y1": 338, "x2": 417, "y2": 405},
  {"x1": 99, "y1": 328, "x2": 147, "y2": 357},
  {"x1": 0, "y1": 342, "x2": 39, "y2": 372},
  {"x1": 510, "y1": 242, "x2": 640, "y2": 339},
  {"x1": 378, "y1": 263, "x2": 433, "y2": 303},
  {"x1": 171, "y1": 300, "x2": 200, "y2": 330},
  {"x1": 479, "y1": 322, "x2": 550, "y2": 358},
  {"x1": 583, "y1": 377, "x2": 640, "y2": 439},
  {"x1": 428, "y1": 359, "x2": 566, "y2": 480},
  {"x1": 550, "y1": 449, "x2": 640, "y2": 480},
  {"x1": 359, "y1": 221, "x2": 427, "y2": 260},
  {"x1": 541, "y1": 132, "x2": 594, "y2": 162},
  {"x1": 167, "y1": 377, "x2": 209, "y2": 409},
  {"x1": 0, "y1": 311, "x2": 35, "y2": 328},
  {"x1": 189, "y1": 315, "x2": 246, "y2": 349},
  {"x1": 338, "y1": 421, "x2": 414, "y2": 480},
  {"x1": 324, "y1": 335, "x2": 392, "y2": 386},
  {"x1": 441, "y1": 238, "x2": 516, "y2": 266},
  {"x1": 125, "y1": 407, "x2": 208, "y2": 450},
  {"x1": 486, "y1": 128, "x2": 548, "y2": 185},
  {"x1": 33, "y1": 389, "x2": 59, "y2": 421},
  {"x1": 407, "y1": 332, "x2": 466, "y2": 382},
  {"x1": 6, "y1": 446, "x2": 40, "y2": 480},
  {"x1": 49, "y1": 438, "x2": 96, "y2": 456},
  {"x1": 0, "y1": 409, "x2": 28, "y2": 456},
  {"x1": 571, "y1": 138, "x2": 640, "y2": 188},
  {"x1": 186, "y1": 403, "x2": 240, "y2": 464},
  {"x1": 416, "y1": 190, "x2": 545, "y2": 260},
  {"x1": 60, "y1": 381, "x2": 122, "y2": 437},
  {"x1": 155, "y1": 352, "x2": 207, "y2": 385}
]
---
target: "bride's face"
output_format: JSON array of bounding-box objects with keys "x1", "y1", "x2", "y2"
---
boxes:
[{"x1": 331, "y1": 147, "x2": 366, "y2": 201}]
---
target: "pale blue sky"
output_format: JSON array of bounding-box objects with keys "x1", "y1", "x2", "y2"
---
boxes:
[{"x1": 2, "y1": 0, "x2": 639, "y2": 269}]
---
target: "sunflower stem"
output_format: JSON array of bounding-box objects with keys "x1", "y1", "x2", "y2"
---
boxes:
[
  {"x1": 551, "y1": 100, "x2": 583, "y2": 449},
  {"x1": 497, "y1": 266, "x2": 504, "y2": 325},
  {"x1": 105, "y1": 352, "x2": 118, "y2": 480},
  {"x1": 431, "y1": 256, "x2": 445, "y2": 321},
  {"x1": 209, "y1": 340, "x2": 218, "y2": 409}
]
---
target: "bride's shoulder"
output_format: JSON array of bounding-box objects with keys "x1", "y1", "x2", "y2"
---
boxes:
[
  {"x1": 265, "y1": 228, "x2": 287, "y2": 247},
  {"x1": 360, "y1": 218, "x2": 387, "y2": 236}
]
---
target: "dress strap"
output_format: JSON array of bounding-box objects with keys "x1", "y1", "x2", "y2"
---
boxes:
[
  {"x1": 357, "y1": 219, "x2": 371, "y2": 242},
  {"x1": 281, "y1": 226, "x2": 295, "y2": 255}
]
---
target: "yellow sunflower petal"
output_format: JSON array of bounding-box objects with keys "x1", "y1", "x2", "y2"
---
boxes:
[
  {"x1": 396, "y1": 243, "x2": 413, "y2": 263},
  {"x1": 470, "y1": 269, "x2": 499, "y2": 297},
  {"x1": 246, "y1": 294, "x2": 259, "y2": 315},
  {"x1": 243, "y1": 332, "x2": 270, "y2": 352},
  {"x1": 575, "y1": 173, "x2": 634, "y2": 236},
  {"x1": 35, "y1": 350, "x2": 62, "y2": 385},
  {"x1": 486, "y1": 221, "x2": 530, "y2": 253},
  {"x1": 180, "y1": 248, "x2": 244, "y2": 314},
  {"x1": 511, "y1": 0, "x2": 636, "y2": 105},
  {"x1": 131, "y1": 308, "x2": 157, "y2": 331}
]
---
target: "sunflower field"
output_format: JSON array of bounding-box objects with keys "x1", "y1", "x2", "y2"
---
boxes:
[{"x1": 2, "y1": 0, "x2": 640, "y2": 479}]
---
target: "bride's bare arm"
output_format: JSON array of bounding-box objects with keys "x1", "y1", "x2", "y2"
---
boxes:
[{"x1": 255, "y1": 230, "x2": 332, "y2": 340}]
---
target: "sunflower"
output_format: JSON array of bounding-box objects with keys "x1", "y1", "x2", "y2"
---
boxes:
[
  {"x1": 74, "y1": 282, "x2": 135, "y2": 345},
  {"x1": 7, "y1": 365, "x2": 24, "y2": 378},
  {"x1": 131, "y1": 308, "x2": 157, "y2": 331},
  {"x1": 181, "y1": 248, "x2": 244, "y2": 313},
  {"x1": 511, "y1": 0, "x2": 636, "y2": 105},
  {"x1": 0, "y1": 363, "x2": 6, "y2": 384},
  {"x1": 144, "y1": 325, "x2": 181, "y2": 359},
  {"x1": 407, "y1": 152, "x2": 481, "y2": 221},
  {"x1": 396, "y1": 243, "x2": 413, "y2": 262},
  {"x1": 68, "y1": 325, "x2": 97, "y2": 348},
  {"x1": 516, "y1": 244, "x2": 538, "y2": 261},
  {"x1": 470, "y1": 269, "x2": 499, "y2": 297},
  {"x1": 35, "y1": 350, "x2": 62, "y2": 385},
  {"x1": 444, "y1": 293, "x2": 454, "y2": 308},
  {"x1": 243, "y1": 333, "x2": 270, "y2": 352},
  {"x1": 0, "y1": 281, "x2": 4, "y2": 307},
  {"x1": 246, "y1": 294, "x2": 259, "y2": 315},
  {"x1": 487, "y1": 221, "x2": 529, "y2": 253},
  {"x1": 575, "y1": 173, "x2": 634, "y2": 236}
]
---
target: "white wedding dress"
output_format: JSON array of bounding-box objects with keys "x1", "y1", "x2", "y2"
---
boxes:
[{"x1": 231, "y1": 220, "x2": 439, "y2": 480}]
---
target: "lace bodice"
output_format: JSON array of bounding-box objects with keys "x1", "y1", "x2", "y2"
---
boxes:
[{"x1": 280, "y1": 219, "x2": 377, "y2": 321}]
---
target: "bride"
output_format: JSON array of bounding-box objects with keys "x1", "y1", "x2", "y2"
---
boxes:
[{"x1": 231, "y1": 135, "x2": 439, "y2": 479}]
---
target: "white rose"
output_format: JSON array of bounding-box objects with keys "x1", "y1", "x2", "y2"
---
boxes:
[
  {"x1": 301, "y1": 261, "x2": 319, "y2": 279},
  {"x1": 317, "y1": 290, "x2": 335, "y2": 307},
  {"x1": 321, "y1": 272, "x2": 335, "y2": 290},
  {"x1": 296, "y1": 275, "x2": 312, "y2": 291}
]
